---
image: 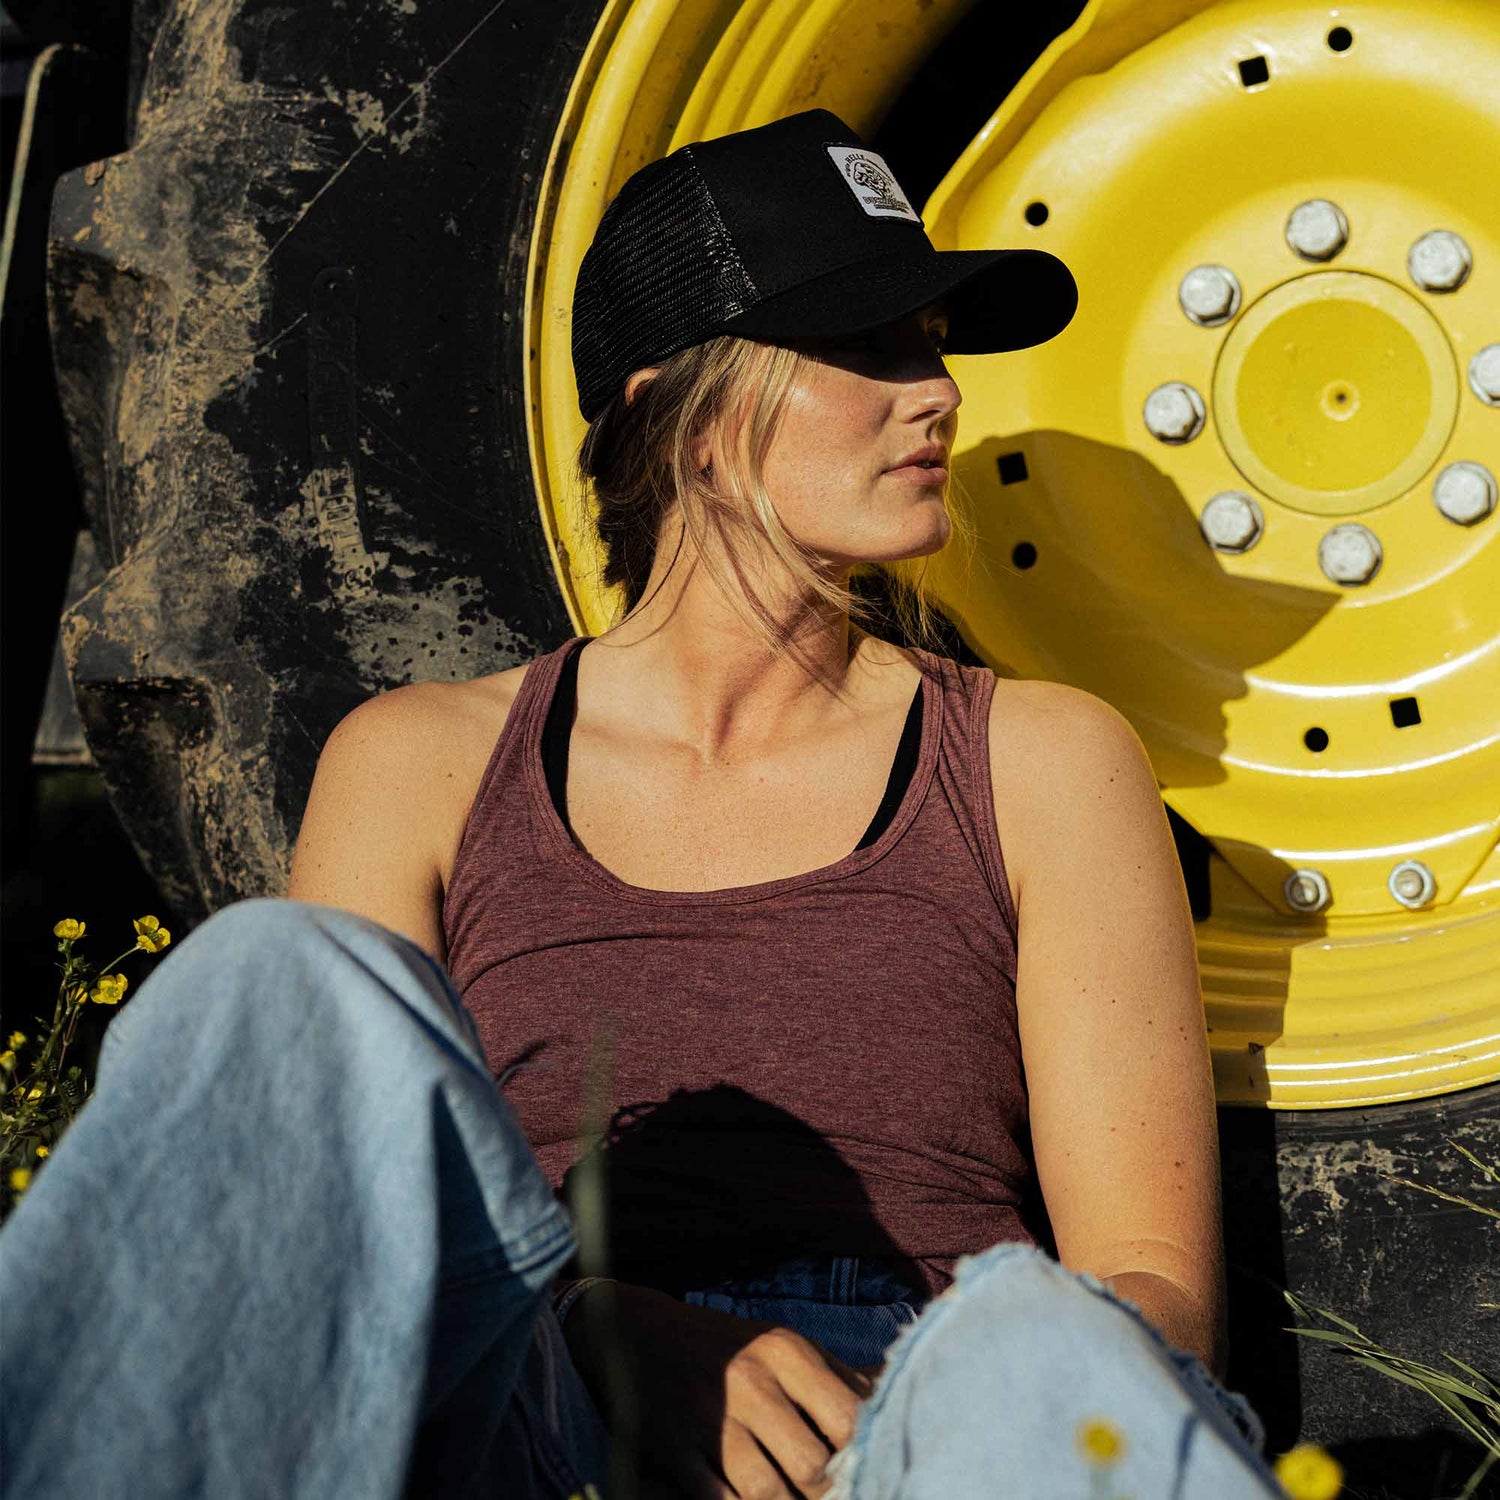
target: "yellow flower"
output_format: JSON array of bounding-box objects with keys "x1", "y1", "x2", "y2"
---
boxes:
[
  {"x1": 133, "y1": 915, "x2": 171, "y2": 953},
  {"x1": 1076, "y1": 1417, "x2": 1125, "y2": 1467},
  {"x1": 53, "y1": 918, "x2": 86, "y2": 941},
  {"x1": 1275, "y1": 1443, "x2": 1343, "y2": 1499},
  {"x1": 0, "y1": 1051, "x2": 14, "y2": 1071},
  {"x1": 7, "y1": 1032, "x2": 26, "y2": 1049},
  {"x1": 9, "y1": 1168, "x2": 31, "y2": 1192},
  {"x1": 25, "y1": 1086, "x2": 44, "y2": 1101},
  {"x1": 90, "y1": 973, "x2": 129, "y2": 1006},
  {"x1": 34, "y1": 1145, "x2": 49, "y2": 1158}
]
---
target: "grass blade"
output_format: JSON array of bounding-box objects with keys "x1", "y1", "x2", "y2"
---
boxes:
[
  {"x1": 1446, "y1": 1138, "x2": 1500, "y2": 1188},
  {"x1": 1456, "y1": 1447, "x2": 1498, "y2": 1500},
  {"x1": 1372, "y1": 1172, "x2": 1500, "y2": 1221},
  {"x1": 1443, "y1": 1353, "x2": 1500, "y2": 1400}
]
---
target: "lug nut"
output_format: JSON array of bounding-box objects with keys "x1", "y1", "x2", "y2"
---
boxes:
[
  {"x1": 1469, "y1": 344, "x2": 1500, "y2": 406},
  {"x1": 1285, "y1": 869, "x2": 1331, "y2": 912},
  {"x1": 1200, "y1": 491, "x2": 1264, "y2": 552},
  {"x1": 1388, "y1": 859, "x2": 1436, "y2": 909},
  {"x1": 1432, "y1": 462, "x2": 1497, "y2": 526},
  {"x1": 1318, "y1": 523, "x2": 1383, "y2": 585},
  {"x1": 1285, "y1": 199, "x2": 1349, "y2": 261},
  {"x1": 1179, "y1": 265, "x2": 1243, "y2": 326},
  {"x1": 1143, "y1": 382, "x2": 1207, "y2": 443},
  {"x1": 1407, "y1": 230, "x2": 1472, "y2": 293}
]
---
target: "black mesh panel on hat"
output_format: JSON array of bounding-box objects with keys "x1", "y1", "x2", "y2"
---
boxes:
[{"x1": 572, "y1": 148, "x2": 760, "y2": 421}]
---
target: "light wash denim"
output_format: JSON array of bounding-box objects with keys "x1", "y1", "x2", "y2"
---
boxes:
[{"x1": 0, "y1": 898, "x2": 1285, "y2": 1498}]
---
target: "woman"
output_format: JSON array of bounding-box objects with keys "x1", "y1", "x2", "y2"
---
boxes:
[{"x1": 0, "y1": 112, "x2": 1282, "y2": 1498}]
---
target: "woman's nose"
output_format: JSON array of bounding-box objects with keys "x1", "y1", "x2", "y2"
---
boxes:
[{"x1": 906, "y1": 366, "x2": 962, "y2": 425}]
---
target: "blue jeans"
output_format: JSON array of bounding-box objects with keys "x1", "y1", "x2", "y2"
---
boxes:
[
  {"x1": 0, "y1": 899, "x2": 1285, "y2": 1498},
  {"x1": 680, "y1": 1255, "x2": 924, "y2": 1373}
]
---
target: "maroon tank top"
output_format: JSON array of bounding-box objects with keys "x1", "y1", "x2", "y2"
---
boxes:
[{"x1": 442, "y1": 636, "x2": 1040, "y2": 1299}]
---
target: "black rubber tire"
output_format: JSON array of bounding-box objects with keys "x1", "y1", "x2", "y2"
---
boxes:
[
  {"x1": 1218, "y1": 1080, "x2": 1499, "y2": 1487},
  {"x1": 47, "y1": 0, "x2": 609, "y2": 925}
]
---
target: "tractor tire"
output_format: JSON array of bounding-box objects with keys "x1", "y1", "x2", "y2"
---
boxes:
[{"x1": 48, "y1": 0, "x2": 608, "y2": 923}]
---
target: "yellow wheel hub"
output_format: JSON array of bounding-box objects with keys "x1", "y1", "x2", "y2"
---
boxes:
[
  {"x1": 526, "y1": 0, "x2": 1500, "y2": 1108},
  {"x1": 1215, "y1": 271, "x2": 1459, "y2": 515}
]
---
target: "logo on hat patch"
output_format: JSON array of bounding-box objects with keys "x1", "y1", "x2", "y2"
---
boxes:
[{"x1": 825, "y1": 146, "x2": 921, "y2": 224}]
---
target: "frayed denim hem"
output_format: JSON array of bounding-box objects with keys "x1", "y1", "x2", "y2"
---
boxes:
[
  {"x1": 1064, "y1": 1262, "x2": 1268, "y2": 1458},
  {"x1": 824, "y1": 1242, "x2": 1281, "y2": 1500}
]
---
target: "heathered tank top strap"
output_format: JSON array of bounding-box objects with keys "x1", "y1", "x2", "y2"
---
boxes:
[{"x1": 442, "y1": 636, "x2": 1036, "y2": 1301}]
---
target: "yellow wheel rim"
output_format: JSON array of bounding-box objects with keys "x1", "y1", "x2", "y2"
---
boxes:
[{"x1": 526, "y1": 0, "x2": 1500, "y2": 1108}]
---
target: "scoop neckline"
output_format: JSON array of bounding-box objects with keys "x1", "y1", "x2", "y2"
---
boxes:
[{"x1": 524, "y1": 634, "x2": 945, "y2": 906}]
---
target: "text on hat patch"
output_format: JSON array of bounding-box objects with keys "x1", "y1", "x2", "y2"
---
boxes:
[{"x1": 825, "y1": 146, "x2": 921, "y2": 224}]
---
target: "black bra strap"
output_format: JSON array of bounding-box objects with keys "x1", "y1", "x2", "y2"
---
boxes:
[
  {"x1": 541, "y1": 642, "x2": 582, "y2": 834},
  {"x1": 855, "y1": 681, "x2": 924, "y2": 850}
]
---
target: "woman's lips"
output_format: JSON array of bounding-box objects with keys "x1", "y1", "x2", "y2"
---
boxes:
[{"x1": 883, "y1": 463, "x2": 949, "y2": 484}]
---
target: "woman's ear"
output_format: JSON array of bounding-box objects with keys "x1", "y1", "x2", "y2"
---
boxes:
[
  {"x1": 691, "y1": 423, "x2": 714, "y2": 476},
  {"x1": 624, "y1": 367, "x2": 660, "y2": 405}
]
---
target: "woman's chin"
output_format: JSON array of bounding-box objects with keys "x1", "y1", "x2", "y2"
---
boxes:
[
  {"x1": 858, "y1": 528, "x2": 948, "y2": 567},
  {"x1": 814, "y1": 505, "x2": 952, "y2": 567},
  {"x1": 887, "y1": 505, "x2": 952, "y2": 560}
]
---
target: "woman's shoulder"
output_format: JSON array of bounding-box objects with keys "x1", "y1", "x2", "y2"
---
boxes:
[
  {"x1": 339, "y1": 658, "x2": 538, "y2": 751},
  {"x1": 434, "y1": 658, "x2": 538, "y2": 727},
  {"x1": 341, "y1": 656, "x2": 555, "y2": 895},
  {"x1": 324, "y1": 655, "x2": 555, "y2": 833},
  {"x1": 987, "y1": 673, "x2": 1139, "y2": 748},
  {"x1": 985, "y1": 674, "x2": 1163, "y2": 906}
]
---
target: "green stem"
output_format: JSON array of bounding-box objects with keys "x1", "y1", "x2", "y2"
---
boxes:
[
  {"x1": 97, "y1": 945, "x2": 142, "y2": 976},
  {"x1": 5, "y1": 951, "x2": 93, "y2": 1143}
]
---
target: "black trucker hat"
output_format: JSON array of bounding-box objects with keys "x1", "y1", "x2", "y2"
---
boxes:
[{"x1": 571, "y1": 108, "x2": 1078, "y2": 421}]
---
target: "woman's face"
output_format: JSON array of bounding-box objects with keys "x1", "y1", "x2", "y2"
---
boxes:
[{"x1": 757, "y1": 304, "x2": 960, "y2": 568}]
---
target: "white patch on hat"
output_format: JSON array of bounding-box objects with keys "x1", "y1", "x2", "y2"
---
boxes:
[{"x1": 826, "y1": 146, "x2": 921, "y2": 224}]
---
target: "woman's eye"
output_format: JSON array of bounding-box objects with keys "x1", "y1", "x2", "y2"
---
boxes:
[{"x1": 928, "y1": 325, "x2": 949, "y2": 352}]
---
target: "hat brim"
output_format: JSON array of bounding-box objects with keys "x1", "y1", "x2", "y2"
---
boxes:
[{"x1": 718, "y1": 247, "x2": 1078, "y2": 354}]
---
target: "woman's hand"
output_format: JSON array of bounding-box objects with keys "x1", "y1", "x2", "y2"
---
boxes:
[{"x1": 562, "y1": 1280, "x2": 875, "y2": 1498}]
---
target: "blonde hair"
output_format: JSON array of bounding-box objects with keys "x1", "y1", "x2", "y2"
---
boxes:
[{"x1": 576, "y1": 334, "x2": 973, "y2": 662}]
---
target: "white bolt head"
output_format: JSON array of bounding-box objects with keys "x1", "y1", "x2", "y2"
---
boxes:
[
  {"x1": 1388, "y1": 859, "x2": 1436, "y2": 909},
  {"x1": 1407, "y1": 230, "x2": 1472, "y2": 293},
  {"x1": 1200, "y1": 491, "x2": 1264, "y2": 552},
  {"x1": 1179, "y1": 264, "x2": 1243, "y2": 326},
  {"x1": 1318, "y1": 523, "x2": 1383, "y2": 585},
  {"x1": 1286, "y1": 199, "x2": 1349, "y2": 261},
  {"x1": 1285, "y1": 868, "x2": 1331, "y2": 912},
  {"x1": 1432, "y1": 461, "x2": 1497, "y2": 526},
  {"x1": 1143, "y1": 382, "x2": 1207, "y2": 443},
  {"x1": 1468, "y1": 344, "x2": 1500, "y2": 405}
]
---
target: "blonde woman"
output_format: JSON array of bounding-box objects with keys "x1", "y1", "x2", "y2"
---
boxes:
[{"x1": 0, "y1": 111, "x2": 1282, "y2": 1499}]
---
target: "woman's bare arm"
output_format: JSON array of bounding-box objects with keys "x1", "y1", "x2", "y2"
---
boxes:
[
  {"x1": 990, "y1": 679, "x2": 1229, "y2": 1379},
  {"x1": 286, "y1": 682, "x2": 456, "y2": 965}
]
